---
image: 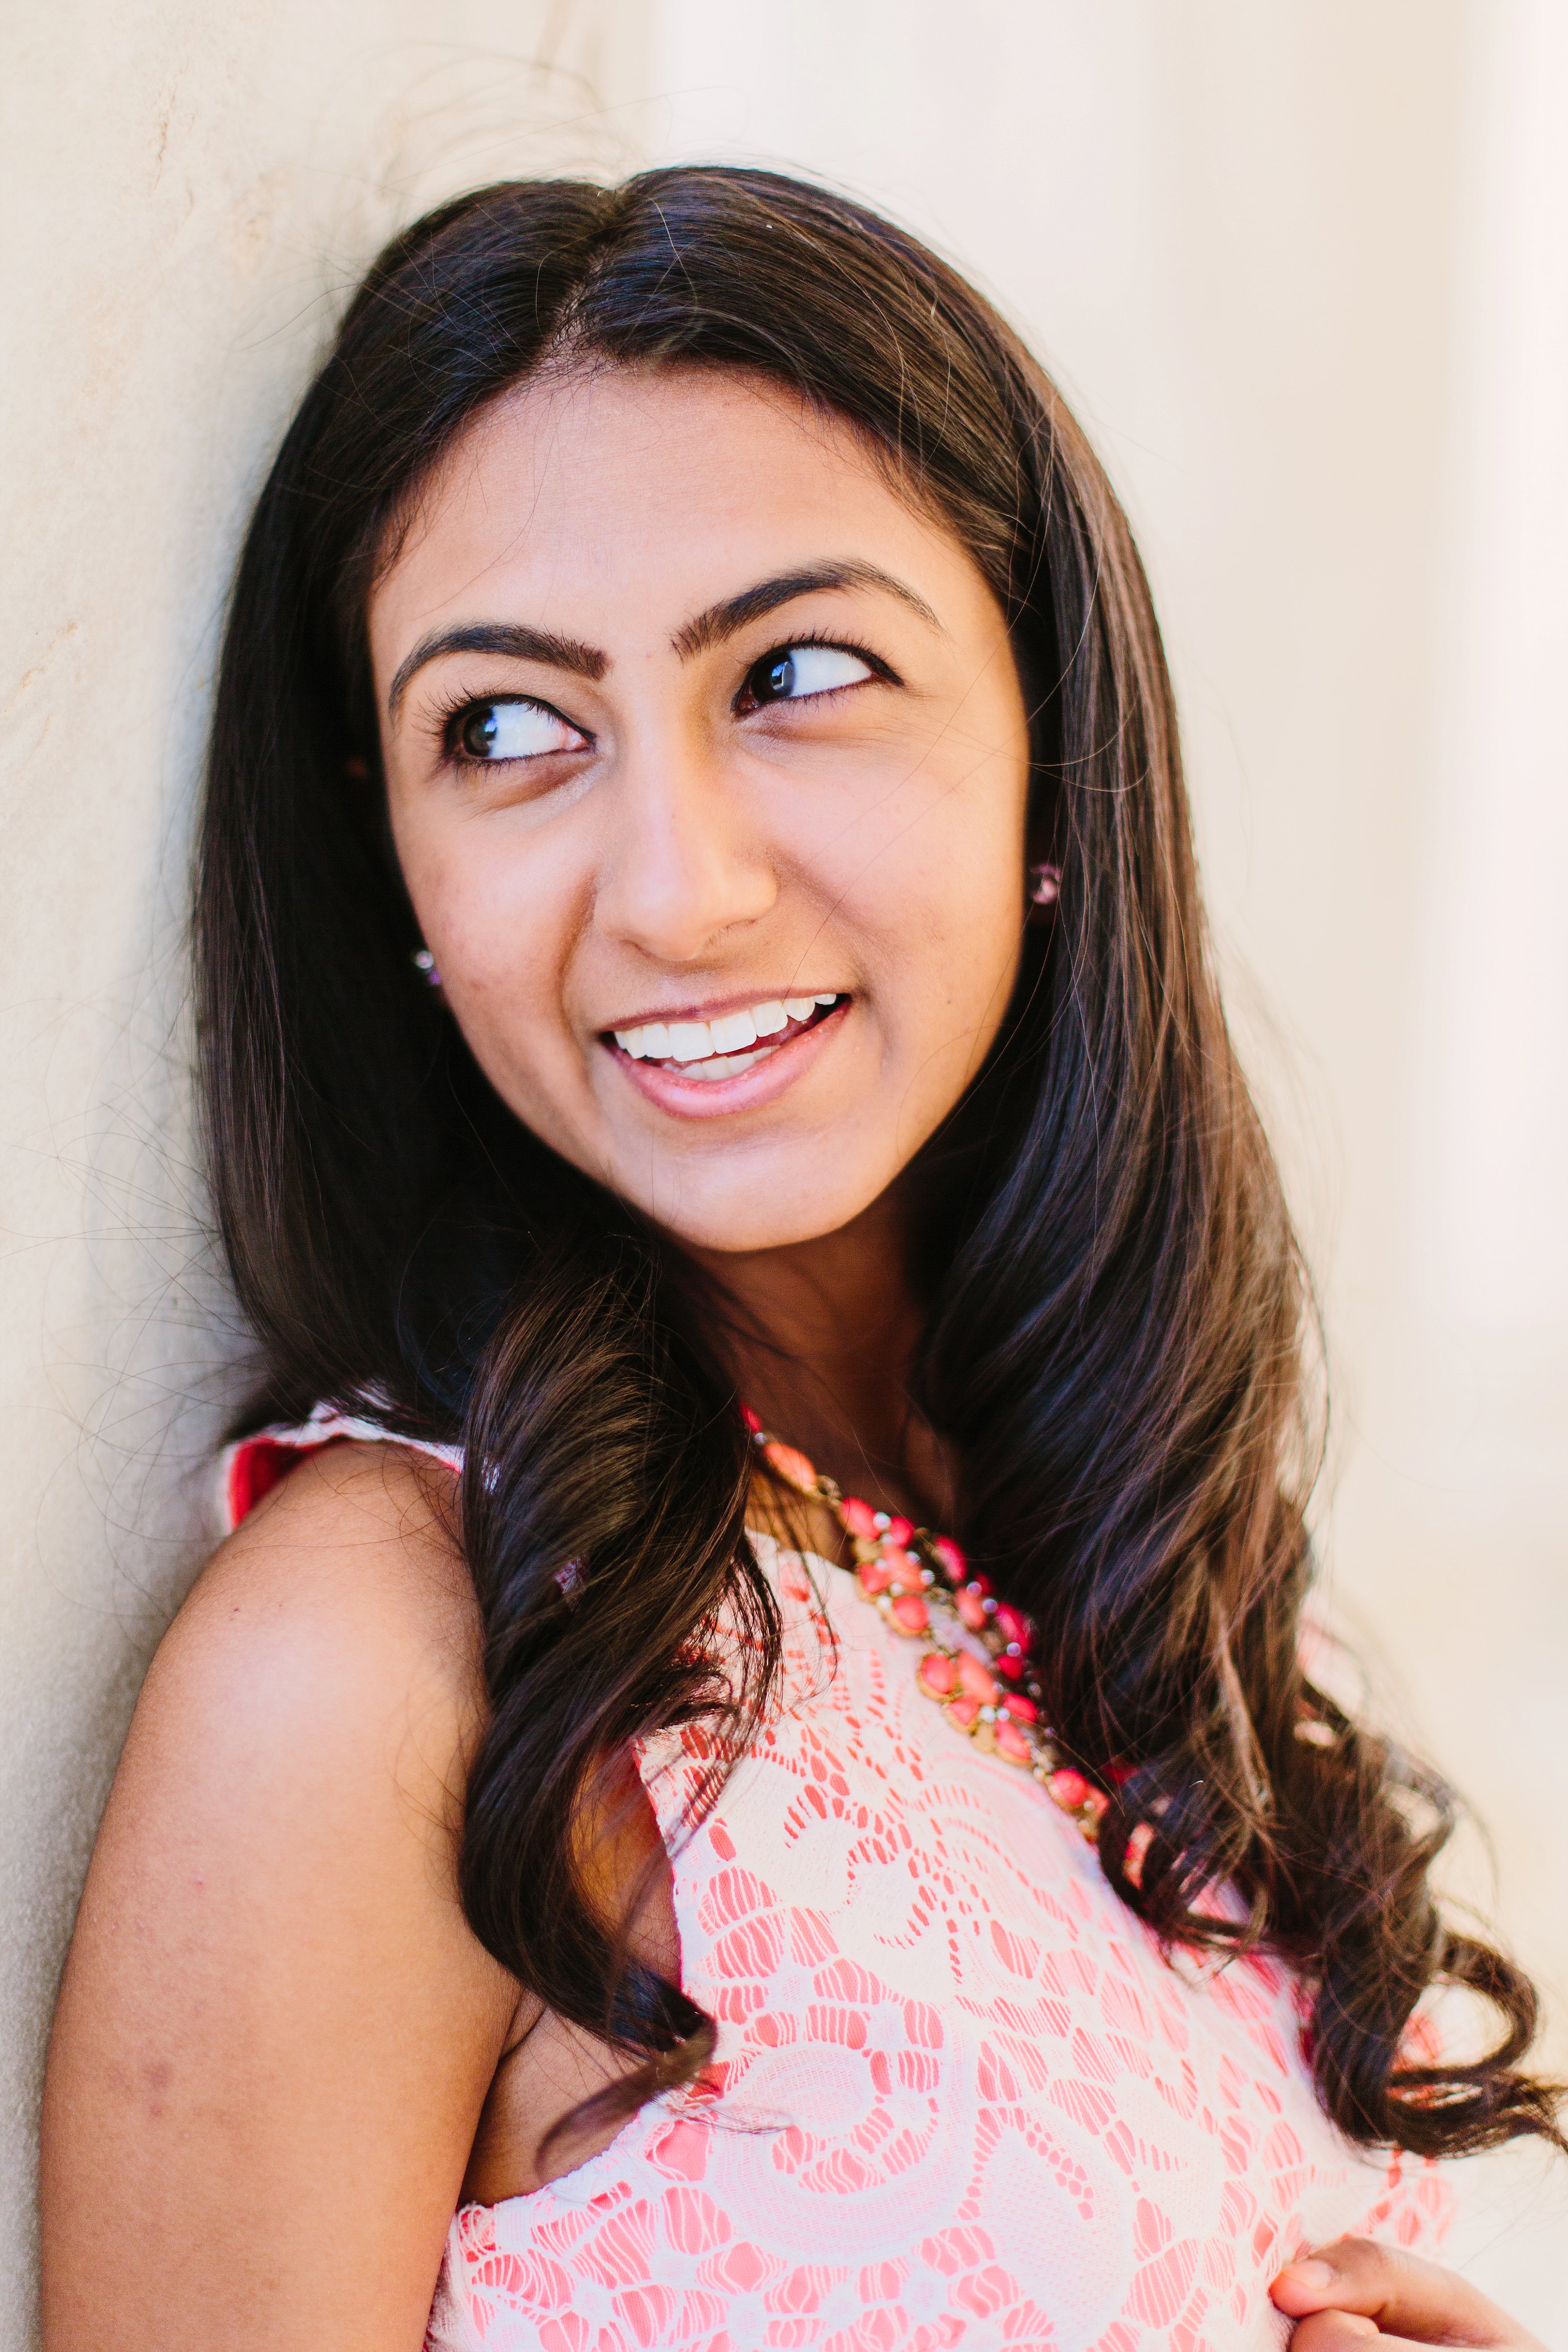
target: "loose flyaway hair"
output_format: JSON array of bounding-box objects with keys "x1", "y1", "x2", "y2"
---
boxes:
[{"x1": 197, "y1": 166, "x2": 1561, "y2": 2159}]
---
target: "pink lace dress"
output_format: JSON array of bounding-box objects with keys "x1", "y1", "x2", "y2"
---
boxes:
[{"x1": 225, "y1": 1411, "x2": 1452, "y2": 2352}]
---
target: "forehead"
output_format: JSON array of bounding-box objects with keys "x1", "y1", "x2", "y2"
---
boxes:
[{"x1": 367, "y1": 364, "x2": 980, "y2": 661}]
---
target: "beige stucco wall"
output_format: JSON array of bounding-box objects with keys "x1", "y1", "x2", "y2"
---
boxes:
[
  {"x1": 0, "y1": 3, "x2": 645, "y2": 2338},
  {"x1": 4, "y1": 0, "x2": 1564, "y2": 2339}
]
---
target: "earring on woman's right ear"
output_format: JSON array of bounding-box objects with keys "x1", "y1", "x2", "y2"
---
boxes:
[{"x1": 412, "y1": 948, "x2": 442, "y2": 986}]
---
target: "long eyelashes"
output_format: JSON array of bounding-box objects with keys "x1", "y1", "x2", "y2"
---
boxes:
[
  {"x1": 735, "y1": 633, "x2": 900, "y2": 716},
  {"x1": 437, "y1": 692, "x2": 591, "y2": 768}
]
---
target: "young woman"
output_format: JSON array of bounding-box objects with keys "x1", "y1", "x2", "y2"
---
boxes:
[{"x1": 41, "y1": 168, "x2": 1559, "y2": 2351}]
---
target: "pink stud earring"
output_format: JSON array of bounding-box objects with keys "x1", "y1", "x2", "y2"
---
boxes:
[
  {"x1": 1029, "y1": 862, "x2": 1061, "y2": 907},
  {"x1": 412, "y1": 947, "x2": 442, "y2": 986}
]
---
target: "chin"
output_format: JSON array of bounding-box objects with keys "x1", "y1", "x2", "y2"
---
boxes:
[{"x1": 634, "y1": 1171, "x2": 884, "y2": 1258}]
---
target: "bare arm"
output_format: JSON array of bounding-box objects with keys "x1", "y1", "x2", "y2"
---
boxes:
[{"x1": 39, "y1": 1443, "x2": 520, "y2": 2352}]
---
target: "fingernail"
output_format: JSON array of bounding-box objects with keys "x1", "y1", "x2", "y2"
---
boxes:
[{"x1": 1279, "y1": 2258, "x2": 1337, "y2": 2289}]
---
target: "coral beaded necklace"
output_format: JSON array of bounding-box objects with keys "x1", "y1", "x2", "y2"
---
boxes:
[{"x1": 744, "y1": 1409, "x2": 1150, "y2": 1875}]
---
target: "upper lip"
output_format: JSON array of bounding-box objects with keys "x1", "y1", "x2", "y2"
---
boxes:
[{"x1": 598, "y1": 987, "x2": 846, "y2": 1034}]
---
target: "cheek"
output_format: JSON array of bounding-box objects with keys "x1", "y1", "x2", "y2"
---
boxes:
[
  {"x1": 400, "y1": 823, "x2": 577, "y2": 1058},
  {"x1": 846, "y1": 778, "x2": 1025, "y2": 1025}
]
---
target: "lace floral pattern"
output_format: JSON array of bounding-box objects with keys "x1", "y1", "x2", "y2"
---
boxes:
[
  {"x1": 425, "y1": 1534, "x2": 1452, "y2": 2352},
  {"x1": 222, "y1": 1425, "x2": 1451, "y2": 2350}
]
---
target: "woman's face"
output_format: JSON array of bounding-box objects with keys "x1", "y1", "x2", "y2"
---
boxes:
[{"x1": 370, "y1": 366, "x2": 1031, "y2": 1254}]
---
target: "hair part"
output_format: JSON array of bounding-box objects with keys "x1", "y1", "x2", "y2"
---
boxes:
[{"x1": 198, "y1": 164, "x2": 1561, "y2": 2157}]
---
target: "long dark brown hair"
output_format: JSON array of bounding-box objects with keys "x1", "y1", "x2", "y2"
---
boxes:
[{"x1": 196, "y1": 165, "x2": 1560, "y2": 2159}]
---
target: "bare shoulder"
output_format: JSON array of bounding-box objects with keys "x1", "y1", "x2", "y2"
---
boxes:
[
  {"x1": 82, "y1": 1434, "x2": 500, "y2": 2001},
  {"x1": 41, "y1": 1441, "x2": 513, "y2": 2351},
  {"x1": 147, "y1": 1439, "x2": 484, "y2": 1800},
  {"x1": 186, "y1": 1433, "x2": 478, "y2": 1658}
]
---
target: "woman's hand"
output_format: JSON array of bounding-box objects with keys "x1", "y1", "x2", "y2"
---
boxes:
[{"x1": 1271, "y1": 2237, "x2": 1548, "y2": 2348}]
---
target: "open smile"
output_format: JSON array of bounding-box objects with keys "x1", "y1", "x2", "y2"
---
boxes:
[
  {"x1": 608, "y1": 991, "x2": 843, "y2": 1081},
  {"x1": 602, "y1": 992, "x2": 850, "y2": 1114}
]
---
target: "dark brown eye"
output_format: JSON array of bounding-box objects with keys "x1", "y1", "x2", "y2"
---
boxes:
[
  {"x1": 744, "y1": 645, "x2": 874, "y2": 706},
  {"x1": 751, "y1": 652, "x2": 797, "y2": 702},
  {"x1": 454, "y1": 700, "x2": 585, "y2": 760}
]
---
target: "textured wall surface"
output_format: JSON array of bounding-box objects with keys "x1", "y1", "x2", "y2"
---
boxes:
[
  {"x1": 646, "y1": 0, "x2": 1568, "y2": 2329},
  {"x1": 0, "y1": 3, "x2": 644, "y2": 2337}
]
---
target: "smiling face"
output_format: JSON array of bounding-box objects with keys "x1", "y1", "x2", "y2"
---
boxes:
[{"x1": 370, "y1": 366, "x2": 1031, "y2": 1255}]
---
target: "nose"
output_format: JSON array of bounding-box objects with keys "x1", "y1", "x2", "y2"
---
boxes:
[{"x1": 593, "y1": 734, "x2": 776, "y2": 963}]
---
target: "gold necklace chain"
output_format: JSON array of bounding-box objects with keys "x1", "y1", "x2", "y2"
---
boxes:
[{"x1": 744, "y1": 1409, "x2": 1131, "y2": 1860}]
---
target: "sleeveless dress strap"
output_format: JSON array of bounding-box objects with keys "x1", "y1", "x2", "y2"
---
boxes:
[{"x1": 220, "y1": 1404, "x2": 462, "y2": 1533}]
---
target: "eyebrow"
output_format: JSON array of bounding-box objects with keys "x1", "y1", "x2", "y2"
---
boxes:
[
  {"x1": 385, "y1": 560, "x2": 941, "y2": 721},
  {"x1": 387, "y1": 624, "x2": 606, "y2": 722},
  {"x1": 671, "y1": 560, "x2": 943, "y2": 659}
]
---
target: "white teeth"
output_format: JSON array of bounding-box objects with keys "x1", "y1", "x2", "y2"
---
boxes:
[
  {"x1": 709, "y1": 1008, "x2": 758, "y2": 1054},
  {"x1": 611, "y1": 993, "x2": 844, "y2": 1068},
  {"x1": 667, "y1": 1020, "x2": 714, "y2": 1063},
  {"x1": 685, "y1": 1047, "x2": 769, "y2": 1081}
]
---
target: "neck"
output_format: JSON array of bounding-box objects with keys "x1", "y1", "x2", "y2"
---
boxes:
[{"x1": 688, "y1": 1186, "x2": 954, "y2": 1528}]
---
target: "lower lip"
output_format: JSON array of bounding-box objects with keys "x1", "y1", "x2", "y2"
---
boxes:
[{"x1": 605, "y1": 1000, "x2": 850, "y2": 1120}]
